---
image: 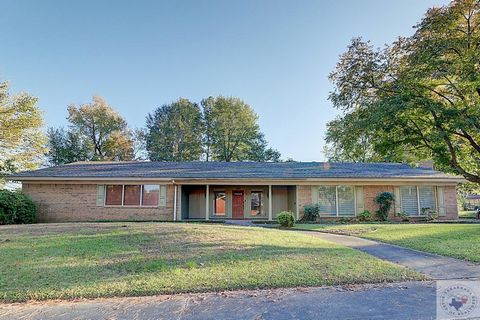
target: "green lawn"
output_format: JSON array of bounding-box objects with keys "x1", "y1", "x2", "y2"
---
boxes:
[
  {"x1": 459, "y1": 210, "x2": 477, "y2": 219},
  {"x1": 0, "y1": 222, "x2": 422, "y2": 302},
  {"x1": 294, "y1": 223, "x2": 480, "y2": 262}
]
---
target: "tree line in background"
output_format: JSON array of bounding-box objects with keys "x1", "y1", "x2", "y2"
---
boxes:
[
  {"x1": 0, "y1": 82, "x2": 281, "y2": 186},
  {"x1": 47, "y1": 95, "x2": 280, "y2": 164}
]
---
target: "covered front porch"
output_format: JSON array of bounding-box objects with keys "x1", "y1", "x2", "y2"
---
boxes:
[{"x1": 177, "y1": 185, "x2": 297, "y2": 221}]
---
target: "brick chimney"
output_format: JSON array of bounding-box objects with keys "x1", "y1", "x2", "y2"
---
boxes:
[{"x1": 417, "y1": 160, "x2": 434, "y2": 170}]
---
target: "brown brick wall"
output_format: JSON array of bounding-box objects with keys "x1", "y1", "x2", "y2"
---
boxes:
[
  {"x1": 363, "y1": 185, "x2": 395, "y2": 219},
  {"x1": 296, "y1": 185, "x2": 312, "y2": 219},
  {"x1": 22, "y1": 183, "x2": 175, "y2": 222},
  {"x1": 444, "y1": 186, "x2": 458, "y2": 219},
  {"x1": 296, "y1": 184, "x2": 458, "y2": 220}
]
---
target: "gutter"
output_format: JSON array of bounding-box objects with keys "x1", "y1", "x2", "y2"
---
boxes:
[{"x1": 7, "y1": 176, "x2": 465, "y2": 184}]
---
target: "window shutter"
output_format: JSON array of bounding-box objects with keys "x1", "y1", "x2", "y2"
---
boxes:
[
  {"x1": 96, "y1": 185, "x2": 105, "y2": 206},
  {"x1": 355, "y1": 186, "x2": 364, "y2": 215},
  {"x1": 437, "y1": 186, "x2": 446, "y2": 216},
  {"x1": 159, "y1": 185, "x2": 167, "y2": 207},
  {"x1": 311, "y1": 186, "x2": 319, "y2": 204},
  {"x1": 394, "y1": 187, "x2": 401, "y2": 213}
]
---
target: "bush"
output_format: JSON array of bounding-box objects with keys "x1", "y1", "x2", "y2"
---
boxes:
[
  {"x1": 358, "y1": 210, "x2": 372, "y2": 221},
  {"x1": 396, "y1": 211, "x2": 410, "y2": 222},
  {"x1": 303, "y1": 204, "x2": 319, "y2": 222},
  {"x1": 374, "y1": 192, "x2": 395, "y2": 221},
  {"x1": 277, "y1": 211, "x2": 295, "y2": 228},
  {"x1": 0, "y1": 190, "x2": 37, "y2": 225},
  {"x1": 421, "y1": 207, "x2": 438, "y2": 221}
]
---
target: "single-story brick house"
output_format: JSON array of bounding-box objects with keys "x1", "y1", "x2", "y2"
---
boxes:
[{"x1": 10, "y1": 161, "x2": 463, "y2": 222}]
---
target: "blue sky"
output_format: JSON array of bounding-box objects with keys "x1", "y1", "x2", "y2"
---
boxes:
[{"x1": 0, "y1": 0, "x2": 448, "y2": 161}]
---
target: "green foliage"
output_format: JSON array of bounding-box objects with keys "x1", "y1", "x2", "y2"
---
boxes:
[
  {"x1": 327, "y1": 0, "x2": 480, "y2": 183},
  {"x1": 47, "y1": 127, "x2": 91, "y2": 165},
  {"x1": 303, "y1": 204, "x2": 320, "y2": 222},
  {"x1": 48, "y1": 96, "x2": 140, "y2": 164},
  {"x1": 0, "y1": 81, "x2": 47, "y2": 184},
  {"x1": 67, "y1": 96, "x2": 135, "y2": 161},
  {"x1": 374, "y1": 192, "x2": 394, "y2": 221},
  {"x1": 146, "y1": 98, "x2": 203, "y2": 161},
  {"x1": 277, "y1": 211, "x2": 295, "y2": 227},
  {"x1": 358, "y1": 210, "x2": 373, "y2": 222},
  {"x1": 202, "y1": 96, "x2": 280, "y2": 162},
  {"x1": 0, "y1": 190, "x2": 37, "y2": 225},
  {"x1": 421, "y1": 208, "x2": 438, "y2": 221},
  {"x1": 396, "y1": 211, "x2": 410, "y2": 222}
]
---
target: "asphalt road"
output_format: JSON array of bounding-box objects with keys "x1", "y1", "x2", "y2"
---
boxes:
[{"x1": 0, "y1": 281, "x2": 437, "y2": 320}]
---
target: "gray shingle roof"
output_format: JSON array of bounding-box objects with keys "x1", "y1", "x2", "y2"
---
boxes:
[{"x1": 9, "y1": 161, "x2": 461, "y2": 180}]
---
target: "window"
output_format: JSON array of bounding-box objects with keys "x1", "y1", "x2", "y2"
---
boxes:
[
  {"x1": 317, "y1": 185, "x2": 355, "y2": 216},
  {"x1": 124, "y1": 185, "x2": 141, "y2": 206},
  {"x1": 250, "y1": 191, "x2": 263, "y2": 216},
  {"x1": 419, "y1": 186, "x2": 435, "y2": 212},
  {"x1": 142, "y1": 185, "x2": 160, "y2": 206},
  {"x1": 400, "y1": 185, "x2": 436, "y2": 216},
  {"x1": 400, "y1": 186, "x2": 418, "y2": 215},
  {"x1": 214, "y1": 192, "x2": 226, "y2": 215},
  {"x1": 105, "y1": 185, "x2": 122, "y2": 205},
  {"x1": 337, "y1": 185, "x2": 355, "y2": 216},
  {"x1": 318, "y1": 186, "x2": 337, "y2": 215},
  {"x1": 104, "y1": 184, "x2": 161, "y2": 207}
]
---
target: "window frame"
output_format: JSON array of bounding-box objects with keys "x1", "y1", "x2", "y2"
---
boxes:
[
  {"x1": 142, "y1": 185, "x2": 161, "y2": 207},
  {"x1": 250, "y1": 190, "x2": 264, "y2": 217},
  {"x1": 105, "y1": 185, "x2": 123, "y2": 206},
  {"x1": 400, "y1": 185, "x2": 437, "y2": 216},
  {"x1": 213, "y1": 191, "x2": 226, "y2": 216},
  {"x1": 123, "y1": 185, "x2": 142, "y2": 206},
  {"x1": 103, "y1": 184, "x2": 162, "y2": 208},
  {"x1": 317, "y1": 185, "x2": 357, "y2": 217}
]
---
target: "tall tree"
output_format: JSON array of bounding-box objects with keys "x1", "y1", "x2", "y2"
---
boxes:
[
  {"x1": 327, "y1": 0, "x2": 480, "y2": 182},
  {"x1": 0, "y1": 81, "x2": 46, "y2": 185},
  {"x1": 46, "y1": 127, "x2": 90, "y2": 165},
  {"x1": 201, "y1": 97, "x2": 215, "y2": 161},
  {"x1": 47, "y1": 96, "x2": 137, "y2": 165},
  {"x1": 145, "y1": 98, "x2": 203, "y2": 161},
  {"x1": 67, "y1": 96, "x2": 133, "y2": 160},
  {"x1": 204, "y1": 96, "x2": 280, "y2": 162}
]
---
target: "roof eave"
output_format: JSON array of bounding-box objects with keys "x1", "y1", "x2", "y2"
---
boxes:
[{"x1": 8, "y1": 176, "x2": 465, "y2": 184}]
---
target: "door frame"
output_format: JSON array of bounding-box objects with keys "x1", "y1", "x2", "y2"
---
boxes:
[{"x1": 232, "y1": 190, "x2": 245, "y2": 219}]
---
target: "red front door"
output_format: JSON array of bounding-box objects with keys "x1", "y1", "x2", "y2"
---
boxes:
[{"x1": 232, "y1": 191, "x2": 244, "y2": 219}]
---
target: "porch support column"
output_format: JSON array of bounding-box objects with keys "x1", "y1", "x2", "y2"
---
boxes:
[
  {"x1": 177, "y1": 185, "x2": 182, "y2": 221},
  {"x1": 205, "y1": 184, "x2": 210, "y2": 221},
  {"x1": 268, "y1": 185, "x2": 273, "y2": 221},
  {"x1": 295, "y1": 186, "x2": 299, "y2": 221},
  {"x1": 173, "y1": 184, "x2": 178, "y2": 221}
]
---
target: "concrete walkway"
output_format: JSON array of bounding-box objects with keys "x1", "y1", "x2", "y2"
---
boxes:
[
  {"x1": 0, "y1": 282, "x2": 437, "y2": 320},
  {"x1": 301, "y1": 230, "x2": 480, "y2": 280}
]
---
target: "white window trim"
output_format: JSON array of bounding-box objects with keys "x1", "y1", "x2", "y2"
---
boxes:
[
  {"x1": 401, "y1": 185, "x2": 437, "y2": 216},
  {"x1": 319, "y1": 185, "x2": 357, "y2": 217},
  {"x1": 416, "y1": 186, "x2": 421, "y2": 216},
  {"x1": 103, "y1": 184, "x2": 162, "y2": 208},
  {"x1": 353, "y1": 186, "x2": 357, "y2": 216}
]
